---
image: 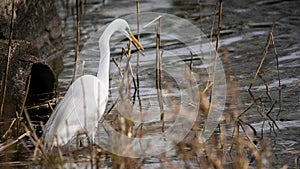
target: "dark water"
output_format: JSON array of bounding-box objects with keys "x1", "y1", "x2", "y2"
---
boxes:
[{"x1": 2, "y1": 0, "x2": 299, "y2": 168}]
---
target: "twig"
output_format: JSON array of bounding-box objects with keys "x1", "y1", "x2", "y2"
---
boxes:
[
  {"x1": 2, "y1": 118, "x2": 16, "y2": 138},
  {"x1": 238, "y1": 96, "x2": 261, "y2": 118},
  {"x1": 113, "y1": 58, "x2": 123, "y2": 78},
  {"x1": 143, "y1": 15, "x2": 162, "y2": 28},
  {"x1": 248, "y1": 31, "x2": 272, "y2": 100},
  {"x1": 0, "y1": 131, "x2": 30, "y2": 151},
  {"x1": 258, "y1": 73, "x2": 272, "y2": 101},
  {"x1": 238, "y1": 120, "x2": 257, "y2": 145}
]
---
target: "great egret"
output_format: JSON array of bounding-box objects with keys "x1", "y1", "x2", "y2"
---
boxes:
[{"x1": 43, "y1": 19, "x2": 143, "y2": 146}]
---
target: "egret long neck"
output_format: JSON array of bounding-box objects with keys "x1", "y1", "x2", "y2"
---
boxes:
[{"x1": 97, "y1": 25, "x2": 118, "y2": 88}]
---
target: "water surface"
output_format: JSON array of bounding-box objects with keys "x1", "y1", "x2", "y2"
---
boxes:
[
  {"x1": 53, "y1": 0, "x2": 300, "y2": 167},
  {"x1": 2, "y1": 0, "x2": 299, "y2": 168}
]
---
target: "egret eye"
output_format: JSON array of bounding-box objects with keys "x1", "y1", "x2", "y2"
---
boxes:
[{"x1": 125, "y1": 27, "x2": 131, "y2": 34}]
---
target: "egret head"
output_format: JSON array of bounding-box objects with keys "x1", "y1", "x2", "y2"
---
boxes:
[{"x1": 116, "y1": 19, "x2": 144, "y2": 50}]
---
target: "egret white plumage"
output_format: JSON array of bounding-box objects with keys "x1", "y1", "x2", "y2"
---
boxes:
[{"x1": 43, "y1": 19, "x2": 143, "y2": 146}]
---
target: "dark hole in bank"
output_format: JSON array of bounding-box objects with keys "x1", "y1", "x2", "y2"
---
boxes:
[
  {"x1": 25, "y1": 64, "x2": 56, "y2": 135},
  {"x1": 26, "y1": 63, "x2": 56, "y2": 106}
]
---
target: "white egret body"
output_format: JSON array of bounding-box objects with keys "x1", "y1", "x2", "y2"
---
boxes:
[{"x1": 43, "y1": 19, "x2": 143, "y2": 145}]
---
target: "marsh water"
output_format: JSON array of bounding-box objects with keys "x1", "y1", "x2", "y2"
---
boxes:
[
  {"x1": 56, "y1": 0, "x2": 300, "y2": 167},
  {"x1": 2, "y1": 0, "x2": 300, "y2": 168}
]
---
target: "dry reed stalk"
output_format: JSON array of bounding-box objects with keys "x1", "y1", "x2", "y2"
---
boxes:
[
  {"x1": 23, "y1": 110, "x2": 64, "y2": 165},
  {"x1": 112, "y1": 43, "x2": 136, "y2": 139},
  {"x1": 113, "y1": 58, "x2": 123, "y2": 78},
  {"x1": 248, "y1": 32, "x2": 272, "y2": 100},
  {"x1": 0, "y1": 130, "x2": 30, "y2": 151},
  {"x1": 154, "y1": 18, "x2": 165, "y2": 132},
  {"x1": 206, "y1": 1, "x2": 217, "y2": 88},
  {"x1": 119, "y1": 46, "x2": 132, "y2": 99},
  {"x1": 125, "y1": 43, "x2": 136, "y2": 137},
  {"x1": 126, "y1": 43, "x2": 132, "y2": 101},
  {"x1": 220, "y1": 31, "x2": 281, "y2": 169},
  {"x1": 193, "y1": 1, "x2": 220, "y2": 129},
  {"x1": 2, "y1": 118, "x2": 16, "y2": 139},
  {"x1": 296, "y1": 156, "x2": 300, "y2": 169},
  {"x1": 215, "y1": 0, "x2": 222, "y2": 52},
  {"x1": 221, "y1": 48, "x2": 260, "y2": 167},
  {"x1": 269, "y1": 29, "x2": 282, "y2": 120},
  {"x1": 128, "y1": 61, "x2": 137, "y2": 99},
  {"x1": 103, "y1": 50, "x2": 126, "y2": 121},
  {"x1": 0, "y1": 0, "x2": 15, "y2": 117},
  {"x1": 22, "y1": 113, "x2": 50, "y2": 162},
  {"x1": 247, "y1": 30, "x2": 280, "y2": 135},
  {"x1": 206, "y1": 0, "x2": 222, "y2": 118},
  {"x1": 72, "y1": 0, "x2": 81, "y2": 83},
  {"x1": 107, "y1": 36, "x2": 144, "y2": 168},
  {"x1": 248, "y1": 31, "x2": 280, "y2": 103},
  {"x1": 132, "y1": 12, "x2": 145, "y2": 156},
  {"x1": 136, "y1": 0, "x2": 143, "y2": 113}
]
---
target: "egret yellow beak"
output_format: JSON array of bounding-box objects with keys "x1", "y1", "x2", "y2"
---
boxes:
[{"x1": 130, "y1": 34, "x2": 144, "y2": 50}]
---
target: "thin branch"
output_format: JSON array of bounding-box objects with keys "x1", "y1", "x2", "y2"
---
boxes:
[
  {"x1": 0, "y1": 0, "x2": 16, "y2": 117},
  {"x1": 0, "y1": 131, "x2": 30, "y2": 151}
]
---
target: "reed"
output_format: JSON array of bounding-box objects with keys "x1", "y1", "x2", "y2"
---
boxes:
[
  {"x1": 136, "y1": 0, "x2": 143, "y2": 113},
  {"x1": 154, "y1": 17, "x2": 165, "y2": 132},
  {"x1": 72, "y1": 0, "x2": 81, "y2": 83},
  {"x1": 206, "y1": 0, "x2": 222, "y2": 119},
  {"x1": 0, "y1": 0, "x2": 15, "y2": 118}
]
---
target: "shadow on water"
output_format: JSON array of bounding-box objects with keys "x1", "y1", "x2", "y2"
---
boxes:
[{"x1": 1, "y1": 0, "x2": 299, "y2": 168}]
